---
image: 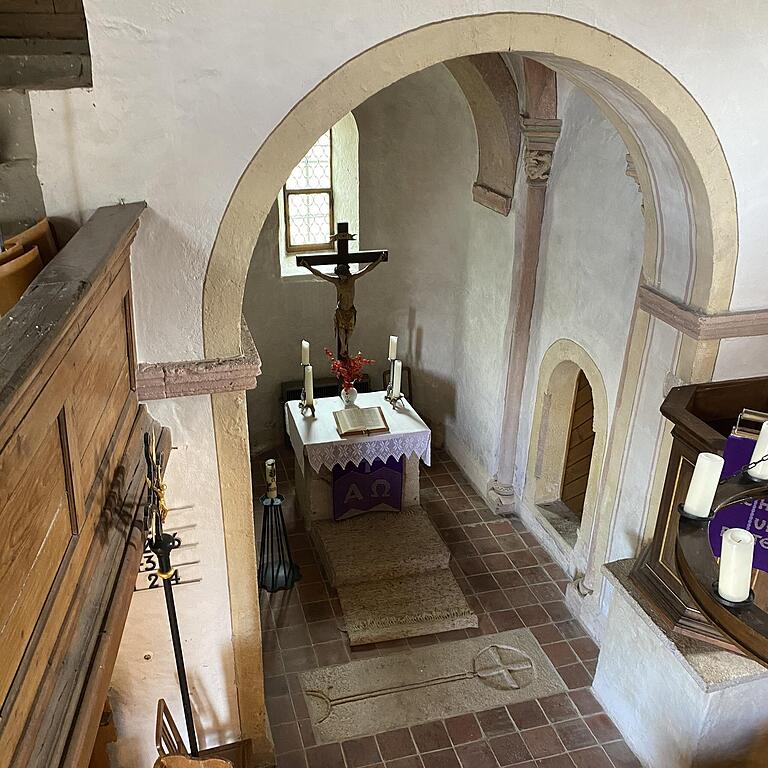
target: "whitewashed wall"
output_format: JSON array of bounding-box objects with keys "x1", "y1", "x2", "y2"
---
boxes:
[
  {"x1": 515, "y1": 78, "x2": 644, "y2": 490},
  {"x1": 29, "y1": 2, "x2": 768, "y2": 365},
  {"x1": 244, "y1": 65, "x2": 515, "y2": 484}
]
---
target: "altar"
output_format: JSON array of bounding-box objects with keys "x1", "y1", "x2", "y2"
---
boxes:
[
  {"x1": 279, "y1": 235, "x2": 475, "y2": 643},
  {"x1": 285, "y1": 390, "x2": 431, "y2": 526}
]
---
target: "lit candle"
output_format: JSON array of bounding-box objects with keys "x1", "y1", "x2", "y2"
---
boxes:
[
  {"x1": 682, "y1": 452, "x2": 724, "y2": 518},
  {"x1": 392, "y1": 360, "x2": 402, "y2": 399},
  {"x1": 388, "y1": 335, "x2": 398, "y2": 360},
  {"x1": 718, "y1": 527, "x2": 754, "y2": 602},
  {"x1": 265, "y1": 458, "x2": 278, "y2": 499},
  {"x1": 748, "y1": 421, "x2": 768, "y2": 480},
  {"x1": 304, "y1": 364, "x2": 314, "y2": 406},
  {"x1": 301, "y1": 339, "x2": 310, "y2": 366}
]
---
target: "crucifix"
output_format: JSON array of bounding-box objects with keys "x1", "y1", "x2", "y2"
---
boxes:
[{"x1": 297, "y1": 222, "x2": 388, "y2": 359}]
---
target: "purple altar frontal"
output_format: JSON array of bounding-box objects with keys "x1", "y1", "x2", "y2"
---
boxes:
[{"x1": 332, "y1": 457, "x2": 404, "y2": 521}]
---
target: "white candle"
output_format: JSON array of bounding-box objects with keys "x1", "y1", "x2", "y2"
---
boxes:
[
  {"x1": 388, "y1": 335, "x2": 398, "y2": 360},
  {"x1": 718, "y1": 527, "x2": 754, "y2": 602},
  {"x1": 265, "y1": 458, "x2": 278, "y2": 499},
  {"x1": 304, "y1": 364, "x2": 314, "y2": 406},
  {"x1": 748, "y1": 421, "x2": 768, "y2": 480},
  {"x1": 392, "y1": 360, "x2": 402, "y2": 399},
  {"x1": 301, "y1": 339, "x2": 310, "y2": 366},
  {"x1": 682, "y1": 452, "x2": 724, "y2": 518}
]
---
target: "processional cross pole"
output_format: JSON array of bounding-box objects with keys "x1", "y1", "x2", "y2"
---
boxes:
[
  {"x1": 143, "y1": 431, "x2": 199, "y2": 756},
  {"x1": 297, "y1": 222, "x2": 388, "y2": 359}
]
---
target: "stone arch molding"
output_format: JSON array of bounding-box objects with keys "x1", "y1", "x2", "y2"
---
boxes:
[
  {"x1": 443, "y1": 53, "x2": 521, "y2": 216},
  {"x1": 524, "y1": 339, "x2": 609, "y2": 573},
  {"x1": 203, "y1": 12, "x2": 737, "y2": 358}
]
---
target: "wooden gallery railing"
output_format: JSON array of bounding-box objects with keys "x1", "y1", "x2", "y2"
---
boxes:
[{"x1": 0, "y1": 202, "x2": 168, "y2": 766}]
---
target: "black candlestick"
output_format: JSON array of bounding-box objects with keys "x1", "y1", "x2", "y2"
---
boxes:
[{"x1": 258, "y1": 494, "x2": 301, "y2": 592}]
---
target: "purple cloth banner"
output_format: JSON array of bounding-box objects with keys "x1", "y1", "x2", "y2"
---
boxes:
[
  {"x1": 723, "y1": 433, "x2": 757, "y2": 478},
  {"x1": 332, "y1": 456, "x2": 404, "y2": 521},
  {"x1": 707, "y1": 430, "x2": 768, "y2": 573}
]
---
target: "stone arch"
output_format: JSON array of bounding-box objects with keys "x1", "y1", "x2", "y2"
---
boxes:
[
  {"x1": 443, "y1": 53, "x2": 521, "y2": 215},
  {"x1": 524, "y1": 340, "x2": 609, "y2": 563},
  {"x1": 203, "y1": 13, "x2": 736, "y2": 359},
  {"x1": 199, "y1": 12, "x2": 738, "y2": 745}
]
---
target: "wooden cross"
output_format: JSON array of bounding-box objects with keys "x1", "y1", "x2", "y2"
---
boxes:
[
  {"x1": 293, "y1": 222, "x2": 388, "y2": 268},
  {"x1": 296, "y1": 223, "x2": 388, "y2": 359}
]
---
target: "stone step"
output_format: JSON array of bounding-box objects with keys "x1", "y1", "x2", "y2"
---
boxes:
[
  {"x1": 311, "y1": 506, "x2": 450, "y2": 587},
  {"x1": 338, "y1": 569, "x2": 478, "y2": 646}
]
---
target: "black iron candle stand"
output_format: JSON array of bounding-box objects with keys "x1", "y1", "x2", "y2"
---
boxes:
[{"x1": 258, "y1": 494, "x2": 302, "y2": 592}]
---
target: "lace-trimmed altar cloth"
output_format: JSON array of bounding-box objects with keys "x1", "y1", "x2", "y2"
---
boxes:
[{"x1": 285, "y1": 390, "x2": 431, "y2": 474}]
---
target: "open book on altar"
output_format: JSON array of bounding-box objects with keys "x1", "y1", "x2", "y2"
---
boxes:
[{"x1": 333, "y1": 406, "x2": 390, "y2": 437}]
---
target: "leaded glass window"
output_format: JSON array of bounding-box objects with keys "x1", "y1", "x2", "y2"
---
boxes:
[{"x1": 283, "y1": 131, "x2": 334, "y2": 252}]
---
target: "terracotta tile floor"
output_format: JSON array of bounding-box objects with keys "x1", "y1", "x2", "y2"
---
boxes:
[{"x1": 253, "y1": 446, "x2": 640, "y2": 768}]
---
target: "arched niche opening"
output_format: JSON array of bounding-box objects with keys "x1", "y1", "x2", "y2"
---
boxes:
[{"x1": 524, "y1": 340, "x2": 609, "y2": 566}]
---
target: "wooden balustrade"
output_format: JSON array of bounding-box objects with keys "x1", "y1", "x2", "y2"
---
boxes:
[{"x1": 0, "y1": 201, "x2": 164, "y2": 767}]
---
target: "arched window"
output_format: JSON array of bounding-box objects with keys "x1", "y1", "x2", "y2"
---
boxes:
[{"x1": 278, "y1": 113, "x2": 359, "y2": 277}]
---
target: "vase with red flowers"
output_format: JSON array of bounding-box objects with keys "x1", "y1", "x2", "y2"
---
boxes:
[{"x1": 325, "y1": 348, "x2": 374, "y2": 407}]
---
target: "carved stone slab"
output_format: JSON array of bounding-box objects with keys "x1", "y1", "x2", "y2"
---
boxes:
[{"x1": 300, "y1": 629, "x2": 566, "y2": 742}]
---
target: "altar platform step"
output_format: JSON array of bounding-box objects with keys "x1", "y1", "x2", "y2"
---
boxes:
[
  {"x1": 310, "y1": 506, "x2": 476, "y2": 645},
  {"x1": 338, "y1": 570, "x2": 478, "y2": 645},
  {"x1": 310, "y1": 506, "x2": 450, "y2": 587}
]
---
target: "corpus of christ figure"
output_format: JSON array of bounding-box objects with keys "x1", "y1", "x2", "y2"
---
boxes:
[{"x1": 297, "y1": 222, "x2": 388, "y2": 359}]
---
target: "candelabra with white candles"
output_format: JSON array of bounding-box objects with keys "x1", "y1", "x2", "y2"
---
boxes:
[{"x1": 384, "y1": 334, "x2": 404, "y2": 409}]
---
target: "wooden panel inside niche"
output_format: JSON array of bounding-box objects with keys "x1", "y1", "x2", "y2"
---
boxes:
[{"x1": 561, "y1": 371, "x2": 595, "y2": 517}]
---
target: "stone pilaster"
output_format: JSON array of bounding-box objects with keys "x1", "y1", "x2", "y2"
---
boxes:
[{"x1": 490, "y1": 116, "x2": 561, "y2": 509}]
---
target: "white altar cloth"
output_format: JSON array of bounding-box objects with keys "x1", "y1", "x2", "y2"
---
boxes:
[{"x1": 285, "y1": 390, "x2": 431, "y2": 474}]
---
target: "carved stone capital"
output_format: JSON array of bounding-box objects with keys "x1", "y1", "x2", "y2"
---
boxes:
[
  {"x1": 523, "y1": 149, "x2": 554, "y2": 184},
  {"x1": 521, "y1": 118, "x2": 561, "y2": 185},
  {"x1": 637, "y1": 284, "x2": 768, "y2": 341}
]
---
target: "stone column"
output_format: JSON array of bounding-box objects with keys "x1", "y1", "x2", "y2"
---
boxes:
[{"x1": 490, "y1": 118, "x2": 561, "y2": 510}]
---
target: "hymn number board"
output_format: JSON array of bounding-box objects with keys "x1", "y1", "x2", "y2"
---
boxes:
[{"x1": 135, "y1": 505, "x2": 203, "y2": 592}]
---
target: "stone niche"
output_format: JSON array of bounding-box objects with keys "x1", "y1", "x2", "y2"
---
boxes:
[{"x1": 594, "y1": 560, "x2": 768, "y2": 767}]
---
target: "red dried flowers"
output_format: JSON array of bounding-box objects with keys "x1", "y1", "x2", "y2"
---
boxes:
[{"x1": 325, "y1": 348, "x2": 374, "y2": 391}]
